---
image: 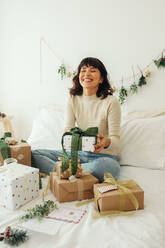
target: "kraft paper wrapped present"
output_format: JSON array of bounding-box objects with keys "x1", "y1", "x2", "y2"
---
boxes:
[
  {"x1": 56, "y1": 158, "x2": 83, "y2": 179},
  {"x1": 0, "y1": 162, "x2": 39, "y2": 210},
  {"x1": 50, "y1": 173, "x2": 98, "y2": 203},
  {"x1": 94, "y1": 179, "x2": 144, "y2": 212},
  {"x1": 63, "y1": 135, "x2": 96, "y2": 152},
  {"x1": 0, "y1": 142, "x2": 31, "y2": 166}
]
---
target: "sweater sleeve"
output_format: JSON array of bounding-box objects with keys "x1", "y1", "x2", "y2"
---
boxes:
[
  {"x1": 105, "y1": 96, "x2": 121, "y2": 154},
  {"x1": 64, "y1": 95, "x2": 76, "y2": 132}
]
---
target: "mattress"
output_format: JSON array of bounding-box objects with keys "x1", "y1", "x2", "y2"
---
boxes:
[{"x1": 0, "y1": 165, "x2": 165, "y2": 248}]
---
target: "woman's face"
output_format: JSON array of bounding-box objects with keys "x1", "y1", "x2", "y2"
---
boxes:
[{"x1": 79, "y1": 65, "x2": 103, "y2": 90}]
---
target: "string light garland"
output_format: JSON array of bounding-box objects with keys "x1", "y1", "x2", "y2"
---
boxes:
[{"x1": 40, "y1": 37, "x2": 165, "y2": 104}]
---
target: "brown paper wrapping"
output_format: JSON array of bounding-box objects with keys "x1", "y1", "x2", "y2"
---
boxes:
[
  {"x1": 50, "y1": 173, "x2": 98, "y2": 203},
  {"x1": 0, "y1": 143, "x2": 31, "y2": 166},
  {"x1": 56, "y1": 160, "x2": 83, "y2": 179},
  {"x1": 94, "y1": 180, "x2": 144, "y2": 212}
]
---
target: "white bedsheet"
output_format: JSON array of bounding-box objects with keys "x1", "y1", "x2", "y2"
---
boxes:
[{"x1": 0, "y1": 166, "x2": 165, "y2": 248}]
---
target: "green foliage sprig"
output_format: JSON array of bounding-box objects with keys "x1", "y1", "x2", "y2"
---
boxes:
[
  {"x1": 58, "y1": 64, "x2": 66, "y2": 80},
  {"x1": 119, "y1": 86, "x2": 128, "y2": 104},
  {"x1": 58, "y1": 64, "x2": 76, "y2": 80},
  {"x1": 138, "y1": 75, "x2": 147, "y2": 87},
  {"x1": 130, "y1": 82, "x2": 138, "y2": 94},
  {"x1": 4, "y1": 229, "x2": 28, "y2": 246},
  {"x1": 154, "y1": 57, "x2": 165, "y2": 68},
  {"x1": 21, "y1": 200, "x2": 58, "y2": 221}
]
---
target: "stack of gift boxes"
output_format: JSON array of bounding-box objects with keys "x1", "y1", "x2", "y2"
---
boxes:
[{"x1": 50, "y1": 131, "x2": 144, "y2": 213}]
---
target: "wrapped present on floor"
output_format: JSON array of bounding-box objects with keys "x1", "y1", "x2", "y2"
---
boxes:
[
  {"x1": 94, "y1": 173, "x2": 144, "y2": 213},
  {"x1": 60, "y1": 127, "x2": 98, "y2": 179},
  {"x1": 0, "y1": 133, "x2": 31, "y2": 166},
  {"x1": 50, "y1": 172, "x2": 98, "y2": 203},
  {"x1": 0, "y1": 162, "x2": 39, "y2": 210}
]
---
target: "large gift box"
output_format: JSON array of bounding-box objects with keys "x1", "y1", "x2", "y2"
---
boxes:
[
  {"x1": 63, "y1": 135, "x2": 97, "y2": 152},
  {"x1": 0, "y1": 163, "x2": 39, "y2": 210},
  {"x1": 94, "y1": 180, "x2": 144, "y2": 212},
  {"x1": 50, "y1": 173, "x2": 98, "y2": 202},
  {"x1": 0, "y1": 142, "x2": 31, "y2": 166}
]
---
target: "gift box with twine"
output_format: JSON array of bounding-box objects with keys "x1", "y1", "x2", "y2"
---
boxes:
[
  {"x1": 94, "y1": 173, "x2": 144, "y2": 214},
  {"x1": 0, "y1": 132, "x2": 31, "y2": 166},
  {"x1": 50, "y1": 172, "x2": 98, "y2": 203}
]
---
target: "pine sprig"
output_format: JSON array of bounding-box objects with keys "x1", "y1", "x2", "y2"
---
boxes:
[
  {"x1": 138, "y1": 75, "x2": 147, "y2": 87},
  {"x1": 58, "y1": 64, "x2": 66, "y2": 80},
  {"x1": 119, "y1": 86, "x2": 128, "y2": 104},
  {"x1": 21, "y1": 200, "x2": 58, "y2": 221},
  {"x1": 130, "y1": 82, "x2": 138, "y2": 94},
  {"x1": 154, "y1": 57, "x2": 165, "y2": 68},
  {"x1": 4, "y1": 229, "x2": 28, "y2": 246}
]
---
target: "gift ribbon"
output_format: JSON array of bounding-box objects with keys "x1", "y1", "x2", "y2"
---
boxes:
[
  {"x1": 0, "y1": 132, "x2": 11, "y2": 160},
  {"x1": 61, "y1": 127, "x2": 98, "y2": 175}
]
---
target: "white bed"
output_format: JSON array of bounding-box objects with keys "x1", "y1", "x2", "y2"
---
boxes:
[{"x1": 0, "y1": 106, "x2": 165, "y2": 248}]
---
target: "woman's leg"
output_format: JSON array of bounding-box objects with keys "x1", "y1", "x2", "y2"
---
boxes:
[
  {"x1": 81, "y1": 155, "x2": 120, "y2": 182},
  {"x1": 31, "y1": 149, "x2": 65, "y2": 175}
]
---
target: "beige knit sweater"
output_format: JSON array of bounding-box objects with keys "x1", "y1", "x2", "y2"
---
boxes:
[{"x1": 64, "y1": 94, "x2": 121, "y2": 156}]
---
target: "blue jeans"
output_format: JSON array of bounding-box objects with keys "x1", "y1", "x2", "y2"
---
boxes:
[{"x1": 31, "y1": 149, "x2": 120, "y2": 182}]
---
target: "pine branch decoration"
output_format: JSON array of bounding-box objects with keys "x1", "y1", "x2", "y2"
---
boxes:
[
  {"x1": 138, "y1": 75, "x2": 147, "y2": 87},
  {"x1": 130, "y1": 82, "x2": 138, "y2": 94},
  {"x1": 119, "y1": 86, "x2": 128, "y2": 104},
  {"x1": 154, "y1": 57, "x2": 165, "y2": 68},
  {"x1": 21, "y1": 200, "x2": 58, "y2": 221},
  {"x1": 58, "y1": 64, "x2": 66, "y2": 80},
  {"x1": 4, "y1": 229, "x2": 28, "y2": 246}
]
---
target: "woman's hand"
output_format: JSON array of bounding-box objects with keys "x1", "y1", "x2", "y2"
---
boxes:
[{"x1": 94, "y1": 134, "x2": 111, "y2": 154}]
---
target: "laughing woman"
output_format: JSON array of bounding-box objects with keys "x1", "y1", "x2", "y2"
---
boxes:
[{"x1": 31, "y1": 57, "x2": 121, "y2": 182}]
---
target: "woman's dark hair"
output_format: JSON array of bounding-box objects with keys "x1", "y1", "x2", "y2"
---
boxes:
[{"x1": 70, "y1": 57, "x2": 113, "y2": 99}]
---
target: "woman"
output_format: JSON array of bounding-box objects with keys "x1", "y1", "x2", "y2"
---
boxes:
[{"x1": 31, "y1": 57, "x2": 121, "y2": 182}]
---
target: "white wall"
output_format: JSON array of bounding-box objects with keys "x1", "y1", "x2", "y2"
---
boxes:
[{"x1": 1, "y1": 0, "x2": 165, "y2": 140}]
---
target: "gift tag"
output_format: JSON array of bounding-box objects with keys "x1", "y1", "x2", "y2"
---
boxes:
[{"x1": 98, "y1": 185, "x2": 118, "y2": 193}]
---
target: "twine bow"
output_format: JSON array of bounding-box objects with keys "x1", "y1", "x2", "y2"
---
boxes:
[
  {"x1": 61, "y1": 127, "x2": 98, "y2": 175},
  {"x1": 103, "y1": 173, "x2": 139, "y2": 210}
]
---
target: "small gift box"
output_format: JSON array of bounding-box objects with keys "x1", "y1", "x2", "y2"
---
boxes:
[
  {"x1": 0, "y1": 142, "x2": 31, "y2": 166},
  {"x1": 0, "y1": 162, "x2": 39, "y2": 210},
  {"x1": 56, "y1": 158, "x2": 83, "y2": 179},
  {"x1": 50, "y1": 172, "x2": 98, "y2": 203},
  {"x1": 94, "y1": 174, "x2": 144, "y2": 213},
  {"x1": 63, "y1": 135, "x2": 96, "y2": 152}
]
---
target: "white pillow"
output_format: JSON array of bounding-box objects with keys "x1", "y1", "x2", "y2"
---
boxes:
[
  {"x1": 27, "y1": 105, "x2": 65, "y2": 150},
  {"x1": 120, "y1": 115, "x2": 165, "y2": 170}
]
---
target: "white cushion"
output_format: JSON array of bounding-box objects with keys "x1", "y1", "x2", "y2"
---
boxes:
[
  {"x1": 120, "y1": 115, "x2": 165, "y2": 170},
  {"x1": 27, "y1": 105, "x2": 65, "y2": 150}
]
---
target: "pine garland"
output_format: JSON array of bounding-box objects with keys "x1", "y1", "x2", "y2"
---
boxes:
[
  {"x1": 57, "y1": 49, "x2": 165, "y2": 104},
  {"x1": 21, "y1": 200, "x2": 58, "y2": 221},
  {"x1": 4, "y1": 229, "x2": 28, "y2": 246}
]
